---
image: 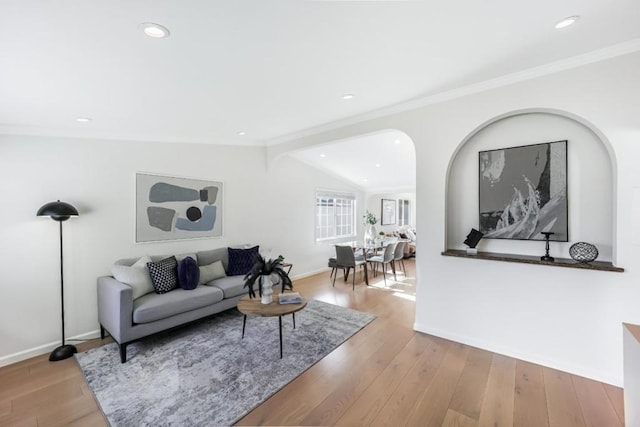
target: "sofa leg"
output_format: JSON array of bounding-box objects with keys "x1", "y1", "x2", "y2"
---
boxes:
[
  {"x1": 100, "y1": 325, "x2": 106, "y2": 340},
  {"x1": 119, "y1": 343, "x2": 127, "y2": 363}
]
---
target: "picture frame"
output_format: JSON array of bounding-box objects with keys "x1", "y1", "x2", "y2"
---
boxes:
[
  {"x1": 381, "y1": 198, "x2": 396, "y2": 225},
  {"x1": 478, "y1": 140, "x2": 568, "y2": 241},
  {"x1": 136, "y1": 173, "x2": 223, "y2": 243}
]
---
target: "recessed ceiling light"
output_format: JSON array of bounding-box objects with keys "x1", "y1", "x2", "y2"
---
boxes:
[
  {"x1": 555, "y1": 15, "x2": 579, "y2": 29},
  {"x1": 342, "y1": 94, "x2": 355, "y2": 100},
  {"x1": 319, "y1": 154, "x2": 326, "y2": 158},
  {"x1": 76, "y1": 117, "x2": 91, "y2": 122},
  {"x1": 394, "y1": 139, "x2": 401, "y2": 144},
  {"x1": 375, "y1": 163, "x2": 381, "y2": 168},
  {"x1": 237, "y1": 131, "x2": 246, "y2": 136},
  {"x1": 140, "y1": 22, "x2": 170, "y2": 38}
]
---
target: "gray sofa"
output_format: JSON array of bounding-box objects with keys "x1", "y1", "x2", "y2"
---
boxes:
[{"x1": 97, "y1": 247, "x2": 257, "y2": 363}]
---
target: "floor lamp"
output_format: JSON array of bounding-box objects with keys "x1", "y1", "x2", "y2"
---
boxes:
[{"x1": 37, "y1": 200, "x2": 79, "y2": 362}]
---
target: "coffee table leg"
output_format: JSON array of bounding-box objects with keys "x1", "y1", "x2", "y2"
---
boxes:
[
  {"x1": 293, "y1": 312, "x2": 296, "y2": 329},
  {"x1": 242, "y1": 315, "x2": 247, "y2": 339},
  {"x1": 279, "y1": 315, "x2": 283, "y2": 358}
]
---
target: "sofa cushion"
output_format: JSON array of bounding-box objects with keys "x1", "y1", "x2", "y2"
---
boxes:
[
  {"x1": 205, "y1": 275, "x2": 249, "y2": 299},
  {"x1": 226, "y1": 245, "x2": 259, "y2": 276},
  {"x1": 147, "y1": 256, "x2": 178, "y2": 294},
  {"x1": 111, "y1": 256, "x2": 154, "y2": 300},
  {"x1": 175, "y1": 252, "x2": 197, "y2": 263},
  {"x1": 133, "y1": 285, "x2": 224, "y2": 324},
  {"x1": 177, "y1": 256, "x2": 200, "y2": 290},
  {"x1": 196, "y1": 247, "x2": 228, "y2": 268},
  {"x1": 198, "y1": 260, "x2": 226, "y2": 286}
]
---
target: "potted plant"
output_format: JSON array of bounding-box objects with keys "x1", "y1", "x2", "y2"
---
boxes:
[{"x1": 244, "y1": 253, "x2": 293, "y2": 304}]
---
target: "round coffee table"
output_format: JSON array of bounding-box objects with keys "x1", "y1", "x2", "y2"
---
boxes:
[{"x1": 237, "y1": 294, "x2": 307, "y2": 358}]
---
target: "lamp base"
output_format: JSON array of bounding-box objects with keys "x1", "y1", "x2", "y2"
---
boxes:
[
  {"x1": 49, "y1": 344, "x2": 78, "y2": 362},
  {"x1": 540, "y1": 255, "x2": 555, "y2": 262}
]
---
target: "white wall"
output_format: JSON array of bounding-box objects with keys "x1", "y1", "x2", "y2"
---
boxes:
[
  {"x1": 268, "y1": 51, "x2": 640, "y2": 385},
  {"x1": 0, "y1": 135, "x2": 362, "y2": 364},
  {"x1": 366, "y1": 192, "x2": 416, "y2": 234}
]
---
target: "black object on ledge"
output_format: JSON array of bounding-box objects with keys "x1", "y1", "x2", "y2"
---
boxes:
[
  {"x1": 540, "y1": 231, "x2": 555, "y2": 262},
  {"x1": 464, "y1": 228, "x2": 484, "y2": 249}
]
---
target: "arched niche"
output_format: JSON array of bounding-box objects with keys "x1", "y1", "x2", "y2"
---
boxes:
[{"x1": 445, "y1": 109, "x2": 617, "y2": 263}]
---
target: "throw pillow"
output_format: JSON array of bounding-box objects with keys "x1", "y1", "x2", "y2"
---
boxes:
[
  {"x1": 405, "y1": 229, "x2": 416, "y2": 241},
  {"x1": 226, "y1": 245, "x2": 259, "y2": 276},
  {"x1": 112, "y1": 256, "x2": 154, "y2": 299},
  {"x1": 177, "y1": 256, "x2": 199, "y2": 290},
  {"x1": 198, "y1": 260, "x2": 227, "y2": 285},
  {"x1": 147, "y1": 256, "x2": 178, "y2": 294},
  {"x1": 175, "y1": 252, "x2": 197, "y2": 263}
]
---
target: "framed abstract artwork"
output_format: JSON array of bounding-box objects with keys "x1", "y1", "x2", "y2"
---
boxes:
[
  {"x1": 136, "y1": 173, "x2": 223, "y2": 242},
  {"x1": 381, "y1": 199, "x2": 396, "y2": 225},
  {"x1": 479, "y1": 140, "x2": 568, "y2": 241}
]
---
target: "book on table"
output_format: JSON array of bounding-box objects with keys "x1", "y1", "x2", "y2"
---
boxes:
[{"x1": 278, "y1": 292, "x2": 302, "y2": 304}]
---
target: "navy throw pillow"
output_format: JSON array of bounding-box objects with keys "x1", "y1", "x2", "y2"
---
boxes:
[
  {"x1": 177, "y1": 256, "x2": 200, "y2": 290},
  {"x1": 227, "y1": 245, "x2": 259, "y2": 276}
]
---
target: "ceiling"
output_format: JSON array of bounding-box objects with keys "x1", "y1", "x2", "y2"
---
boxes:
[
  {"x1": 1, "y1": 1, "x2": 639, "y2": 147},
  {"x1": 289, "y1": 130, "x2": 415, "y2": 193}
]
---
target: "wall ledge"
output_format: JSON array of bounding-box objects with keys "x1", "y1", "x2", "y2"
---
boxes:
[{"x1": 442, "y1": 249, "x2": 624, "y2": 272}]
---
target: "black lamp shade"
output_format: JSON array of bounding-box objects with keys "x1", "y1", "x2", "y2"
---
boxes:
[{"x1": 37, "y1": 200, "x2": 79, "y2": 221}]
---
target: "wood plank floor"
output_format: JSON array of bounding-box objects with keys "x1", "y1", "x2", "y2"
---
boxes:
[{"x1": 0, "y1": 259, "x2": 624, "y2": 426}]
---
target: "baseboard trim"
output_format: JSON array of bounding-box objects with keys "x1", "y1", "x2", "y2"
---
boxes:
[
  {"x1": 291, "y1": 267, "x2": 331, "y2": 281},
  {"x1": 0, "y1": 329, "x2": 101, "y2": 368},
  {"x1": 413, "y1": 322, "x2": 622, "y2": 387}
]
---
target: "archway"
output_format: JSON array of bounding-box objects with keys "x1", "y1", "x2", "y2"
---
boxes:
[{"x1": 444, "y1": 108, "x2": 617, "y2": 262}]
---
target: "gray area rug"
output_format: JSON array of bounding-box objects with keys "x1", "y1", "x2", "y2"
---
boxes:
[{"x1": 76, "y1": 299, "x2": 376, "y2": 426}]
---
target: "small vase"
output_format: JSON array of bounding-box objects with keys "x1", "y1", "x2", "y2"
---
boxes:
[
  {"x1": 365, "y1": 224, "x2": 377, "y2": 244},
  {"x1": 260, "y1": 275, "x2": 273, "y2": 304}
]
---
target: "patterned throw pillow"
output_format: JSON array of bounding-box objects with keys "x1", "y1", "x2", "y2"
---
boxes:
[
  {"x1": 147, "y1": 256, "x2": 178, "y2": 294},
  {"x1": 177, "y1": 256, "x2": 199, "y2": 290},
  {"x1": 226, "y1": 246, "x2": 259, "y2": 276}
]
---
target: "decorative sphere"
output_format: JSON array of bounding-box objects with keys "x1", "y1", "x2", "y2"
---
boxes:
[{"x1": 569, "y1": 242, "x2": 598, "y2": 263}]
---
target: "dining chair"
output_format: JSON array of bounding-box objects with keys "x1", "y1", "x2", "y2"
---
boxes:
[
  {"x1": 393, "y1": 241, "x2": 408, "y2": 276},
  {"x1": 328, "y1": 257, "x2": 338, "y2": 280},
  {"x1": 333, "y1": 245, "x2": 369, "y2": 290},
  {"x1": 368, "y1": 242, "x2": 397, "y2": 285}
]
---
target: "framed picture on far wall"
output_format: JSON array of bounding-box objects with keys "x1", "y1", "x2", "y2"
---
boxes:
[
  {"x1": 381, "y1": 199, "x2": 396, "y2": 225},
  {"x1": 479, "y1": 140, "x2": 568, "y2": 241}
]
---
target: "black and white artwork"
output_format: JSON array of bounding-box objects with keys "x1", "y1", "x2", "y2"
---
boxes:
[
  {"x1": 136, "y1": 173, "x2": 223, "y2": 242},
  {"x1": 479, "y1": 140, "x2": 567, "y2": 241}
]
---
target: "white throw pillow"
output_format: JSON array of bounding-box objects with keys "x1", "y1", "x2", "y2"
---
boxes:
[
  {"x1": 112, "y1": 256, "x2": 154, "y2": 300},
  {"x1": 405, "y1": 229, "x2": 416, "y2": 241},
  {"x1": 199, "y1": 260, "x2": 227, "y2": 285}
]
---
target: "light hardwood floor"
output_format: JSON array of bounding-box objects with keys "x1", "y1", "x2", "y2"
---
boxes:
[{"x1": 0, "y1": 258, "x2": 624, "y2": 426}]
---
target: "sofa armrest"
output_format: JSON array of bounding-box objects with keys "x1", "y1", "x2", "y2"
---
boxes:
[{"x1": 97, "y1": 276, "x2": 134, "y2": 343}]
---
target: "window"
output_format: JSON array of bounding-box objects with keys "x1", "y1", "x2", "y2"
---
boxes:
[
  {"x1": 398, "y1": 199, "x2": 410, "y2": 226},
  {"x1": 315, "y1": 192, "x2": 356, "y2": 241}
]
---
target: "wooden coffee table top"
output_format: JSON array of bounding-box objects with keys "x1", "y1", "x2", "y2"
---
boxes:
[{"x1": 237, "y1": 294, "x2": 307, "y2": 317}]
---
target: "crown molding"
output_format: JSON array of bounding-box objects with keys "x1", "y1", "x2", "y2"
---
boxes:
[
  {"x1": 0, "y1": 125, "x2": 265, "y2": 147},
  {"x1": 267, "y1": 38, "x2": 640, "y2": 146}
]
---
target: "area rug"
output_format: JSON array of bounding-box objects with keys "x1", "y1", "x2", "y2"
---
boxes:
[{"x1": 75, "y1": 299, "x2": 376, "y2": 426}]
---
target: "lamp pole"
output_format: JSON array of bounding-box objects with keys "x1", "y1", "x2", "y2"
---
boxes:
[
  {"x1": 59, "y1": 220, "x2": 66, "y2": 347},
  {"x1": 37, "y1": 200, "x2": 79, "y2": 362}
]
